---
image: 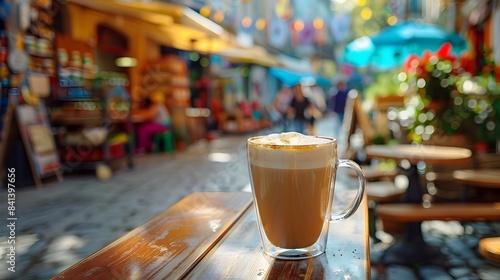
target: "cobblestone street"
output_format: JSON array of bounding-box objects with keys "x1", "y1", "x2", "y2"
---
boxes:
[{"x1": 0, "y1": 116, "x2": 499, "y2": 279}]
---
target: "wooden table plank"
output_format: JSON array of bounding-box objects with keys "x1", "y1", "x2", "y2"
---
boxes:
[
  {"x1": 366, "y1": 144, "x2": 472, "y2": 165},
  {"x1": 185, "y1": 187, "x2": 370, "y2": 279},
  {"x1": 376, "y1": 203, "x2": 500, "y2": 222},
  {"x1": 453, "y1": 169, "x2": 500, "y2": 188},
  {"x1": 52, "y1": 192, "x2": 252, "y2": 280}
]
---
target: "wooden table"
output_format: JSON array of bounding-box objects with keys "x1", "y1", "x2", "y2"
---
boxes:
[
  {"x1": 453, "y1": 169, "x2": 500, "y2": 202},
  {"x1": 365, "y1": 144, "x2": 472, "y2": 266},
  {"x1": 453, "y1": 169, "x2": 500, "y2": 189},
  {"x1": 53, "y1": 188, "x2": 370, "y2": 279}
]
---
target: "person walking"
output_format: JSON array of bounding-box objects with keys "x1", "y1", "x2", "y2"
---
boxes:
[
  {"x1": 273, "y1": 86, "x2": 293, "y2": 132},
  {"x1": 287, "y1": 84, "x2": 312, "y2": 134},
  {"x1": 302, "y1": 80, "x2": 326, "y2": 135},
  {"x1": 327, "y1": 80, "x2": 349, "y2": 123}
]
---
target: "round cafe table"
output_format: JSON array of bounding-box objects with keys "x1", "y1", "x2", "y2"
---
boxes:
[
  {"x1": 365, "y1": 144, "x2": 472, "y2": 266},
  {"x1": 453, "y1": 169, "x2": 500, "y2": 189},
  {"x1": 453, "y1": 169, "x2": 500, "y2": 202}
]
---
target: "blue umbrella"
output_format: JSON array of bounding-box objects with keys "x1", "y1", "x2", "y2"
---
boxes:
[
  {"x1": 343, "y1": 21, "x2": 468, "y2": 70},
  {"x1": 269, "y1": 68, "x2": 332, "y2": 87}
]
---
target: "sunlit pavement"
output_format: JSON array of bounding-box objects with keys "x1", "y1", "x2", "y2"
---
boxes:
[{"x1": 0, "y1": 115, "x2": 499, "y2": 279}]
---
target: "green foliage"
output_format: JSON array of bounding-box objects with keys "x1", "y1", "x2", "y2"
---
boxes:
[{"x1": 364, "y1": 70, "x2": 402, "y2": 102}]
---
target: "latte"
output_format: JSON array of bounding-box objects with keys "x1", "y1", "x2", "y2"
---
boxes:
[{"x1": 248, "y1": 133, "x2": 336, "y2": 248}]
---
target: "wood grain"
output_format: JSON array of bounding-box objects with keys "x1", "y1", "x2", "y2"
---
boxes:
[
  {"x1": 376, "y1": 203, "x2": 500, "y2": 222},
  {"x1": 366, "y1": 145, "x2": 472, "y2": 165},
  {"x1": 453, "y1": 169, "x2": 500, "y2": 188},
  {"x1": 185, "y1": 189, "x2": 370, "y2": 279},
  {"x1": 52, "y1": 192, "x2": 252, "y2": 280}
]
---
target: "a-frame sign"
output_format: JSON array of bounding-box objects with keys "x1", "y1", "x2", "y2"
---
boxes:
[{"x1": 0, "y1": 94, "x2": 62, "y2": 187}]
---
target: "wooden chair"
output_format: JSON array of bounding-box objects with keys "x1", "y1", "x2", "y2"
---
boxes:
[{"x1": 340, "y1": 91, "x2": 406, "y2": 241}]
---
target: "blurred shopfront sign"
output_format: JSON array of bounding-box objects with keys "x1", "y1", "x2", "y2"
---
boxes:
[
  {"x1": 163, "y1": 0, "x2": 238, "y2": 30},
  {"x1": 276, "y1": 54, "x2": 313, "y2": 74},
  {"x1": 163, "y1": 0, "x2": 205, "y2": 10},
  {"x1": 213, "y1": 45, "x2": 280, "y2": 67},
  {"x1": 68, "y1": 0, "x2": 238, "y2": 53}
]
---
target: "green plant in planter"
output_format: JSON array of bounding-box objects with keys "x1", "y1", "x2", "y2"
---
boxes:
[
  {"x1": 454, "y1": 75, "x2": 500, "y2": 147},
  {"x1": 398, "y1": 43, "x2": 485, "y2": 144},
  {"x1": 364, "y1": 69, "x2": 402, "y2": 103}
]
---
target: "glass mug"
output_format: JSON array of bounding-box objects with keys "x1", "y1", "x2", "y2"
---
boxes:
[{"x1": 247, "y1": 133, "x2": 366, "y2": 260}]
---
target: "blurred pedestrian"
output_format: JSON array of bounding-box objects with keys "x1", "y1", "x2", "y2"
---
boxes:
[
  {"x1": 327, "y1": 80, "x2": 349, "y2": 123},
  {"x1": 272, "y1": 86, "x2": 293, "y2": 132},
  {"x1": 302, "y1": 79, "x2": 326, "y2": 135},
  {"x1": 287, "y1": 84, "x2": 312, "y2": 134}
]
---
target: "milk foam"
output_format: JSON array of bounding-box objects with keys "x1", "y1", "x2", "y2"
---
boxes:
[
  {"x1": 248, "y1": 133, "x2": 336, "y2": 169},
  {"x1": 249, "y1": 132, "x2": 332, "y2": 146}
]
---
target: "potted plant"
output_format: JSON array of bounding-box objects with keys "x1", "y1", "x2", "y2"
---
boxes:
[
  {"x1": 398, "y1": 43, "x2": 469, "y2": 144},
  {"x1": 398, "y1": 44, "x2": 500, "y2": 151}
]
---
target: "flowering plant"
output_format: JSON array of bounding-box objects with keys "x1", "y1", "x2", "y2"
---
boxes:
[
  {"x1": 399, "y1": 43, "x2": 500, "y2": 147},
  {"x1": 402, "y1": 43, "x2": 462, "y2": 108}
]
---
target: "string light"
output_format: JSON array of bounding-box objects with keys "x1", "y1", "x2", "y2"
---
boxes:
[
  {"x1": 361, "y1": 7, "x2": 372, "y2": 20},
  {"x1": 387, "y1": 16, "x2": 398, "y2": 25},
  {"x1": 200, "y1": 57, "x2": 210, "y2": 67},
  {"x1": 242, "y1": 17, "x2": 253, "y2": 28},
  {"x1": 200, "y1": 6, "x2": 211, "y2": 17},
  {"x1": 255, "y1": 18, "x2": 266, "y2": 30},
  {"x1": 294, "y1": 20, "x2": 304, "y2": 32},
  {"x1": 189, "y1": 52, "x2": 199, "y2": 61},
  {"x1": 313, "y1": 18, "x2": 324, "y2": 29},
  {"x1": 214, "y1": 11, "x2": 224, "y2": 22}
]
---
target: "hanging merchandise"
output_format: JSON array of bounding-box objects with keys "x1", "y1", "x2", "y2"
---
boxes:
[
  {"x1": 389, "y1": 0, "x2": 407, "y2": 21},
  {"x1": 290, "y1": 21, "x2": 300, "y2": 46},
  {"x1": 249, "y1": 66, "x2": 267, "y2": 102},
  {"x1": 7, "y1": 33, "x2": 29, "y2": 78},
  {"x1": 268, "y1": 19, "x2": 288, "y2": 48},
  {"x1": 0, "y1": 0, "x2": 10, "y2": 21},
  {"x1": 274, "y1": 0, "x2": 293, "y2": 21},
  {"x1": 35, "y1": 0, "x2": 52, "y2": 9},
  {"x1": 8, "y1": 48, "x2": 29, "y2": 74},
  {"x1": 299, "y1": 22, "x2": 315, "y2": 45},
  {"x1": 329, "y1": 13, "x2": 351, "y2": 43},
  {"x1": 315, "y1": 26, "x2": 326, "y2": 46},
  {"x1": 18, "y1": 1, "x2": 30, "y2": 31},
  {"x1": 21, "y1": 80, "x2": 39, "y2": 106}
]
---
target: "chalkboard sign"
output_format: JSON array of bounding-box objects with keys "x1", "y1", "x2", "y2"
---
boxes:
[{"x1": 0, "y1": 94, "x2": 62, "y2": 187}]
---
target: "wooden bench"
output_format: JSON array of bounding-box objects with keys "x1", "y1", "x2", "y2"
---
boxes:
[
  {"x1": 375, "y1": 203, "x2": 500, "y2": 223},
  {"x1": 349, "y1": 165, "x2": 398, "y2": 181},
  {"x1": 52, "y1": 192, "x2": 253, "y2": 279},
  {"x1": 452, "y1": 169, "x2": 500, "y2": 189},
  {"x1": 375, "y1": 202, "x2": 500, "y2": 237},
  {"x1": 349, "y1": 166, "x2": 401, "y2": 203},
  {"x1": 365, "y1": 181, "x2": 405, "y2": 203}
]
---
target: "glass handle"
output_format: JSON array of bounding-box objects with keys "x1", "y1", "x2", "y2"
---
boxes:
[{"x1": 330, "y1": 159, "x2": 366, "y2": 222}]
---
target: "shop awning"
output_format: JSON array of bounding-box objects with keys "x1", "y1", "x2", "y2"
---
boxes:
[
  {"x1": 67, "y1": 0, "x2": 238, "y2": 53},
  {"x1": 213, "y1": 46, "x2": 282, "y2": 67},
  {"x1": 269, "y1": 68, "x2": 332, "y2": 87}
]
